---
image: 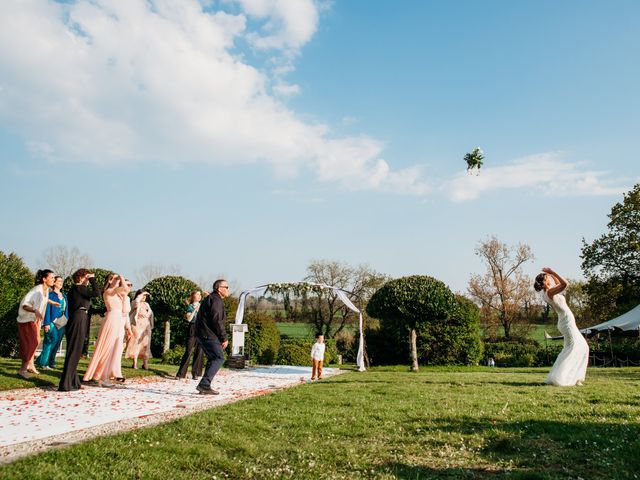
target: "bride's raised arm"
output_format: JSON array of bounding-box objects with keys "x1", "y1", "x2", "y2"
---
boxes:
[{"x1": 542, "y1": 267, "x2": 568, "y2": 298}]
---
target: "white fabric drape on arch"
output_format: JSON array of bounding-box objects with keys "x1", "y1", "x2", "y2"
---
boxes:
[{"x1": 234, "y1": 283, "x2": 366, "y2": 372}]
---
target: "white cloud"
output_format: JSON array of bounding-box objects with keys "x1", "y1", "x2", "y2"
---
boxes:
[
  {"x1": 443, "y1": 152, "x2": 630, "y2": 202},
  {"x1": 236, "y1": 0, "x2": 319, "y2": 53},
  {"x1": 272, "y1": 82, "x2": 300, "y2": 96},
  {"x1": 0, "y1": 0, "x2": 426, "y2": 195}
]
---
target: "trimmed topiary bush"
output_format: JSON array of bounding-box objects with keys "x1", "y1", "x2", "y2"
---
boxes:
[
  {"x1": 0, "y1": 252, "x2": 34, "y2": 357},
  {"x1": 245, "y1": 311, "x2": 280, "y2": 365},
  {"x1": 416, "y1": 295, "x2": 483, "y2": 366},
  {"x1": 143, "y1": 276, "x2": 200, "y2": 357},
  {"x1": 366, "y1": 275, "x2": 459, "y2": 370}
]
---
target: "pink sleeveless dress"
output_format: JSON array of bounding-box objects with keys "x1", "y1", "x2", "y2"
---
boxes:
[{"x1": 83, "y1": 294, "x2": 128, "y2": 381}]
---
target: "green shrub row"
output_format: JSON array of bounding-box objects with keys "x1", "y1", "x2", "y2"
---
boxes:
[{"x1": 277, "y1": 338, "x2": 338, "y2": 366}]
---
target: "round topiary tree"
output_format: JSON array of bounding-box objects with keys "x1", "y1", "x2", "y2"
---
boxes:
[
  {"x1": 366, "y1": 275, "x2": 457, "y2": 371},
  {"x1": 0, "y1": 252, "x2": 34, "y2": 357},
  {"x1": 245, "y1": 311, "x2": 280, "y2": 364},
  {"x1": 63, "y1": 267, "x2": 114, "y2": 315},
  {"x1": 142, "y1": 275, "x2": 200, "y2": 357},
  {"x1": 416, "y1": 294, "x2": 483, "y2": 366}
]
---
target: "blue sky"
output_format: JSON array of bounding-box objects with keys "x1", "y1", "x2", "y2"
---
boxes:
[{"x1": 0, "y1": 0, "x2": 638, "y2": 293}]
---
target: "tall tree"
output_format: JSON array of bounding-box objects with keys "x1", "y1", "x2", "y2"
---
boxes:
[
  {"x1": 40, "y1": 246, "x2": 93, "y2": 280},
  {"x1": 582, "y1": 183, "x2": 640, "y2": 282},
  {"x1": 468, "y1": 236, "x2": 535, "y2": 339},
  {"x1": 581, "y1": 183, "x2": 640, "y2": 320},
  {"x1": 304, "y1": 260, "x2": 389, "y2": 338}
]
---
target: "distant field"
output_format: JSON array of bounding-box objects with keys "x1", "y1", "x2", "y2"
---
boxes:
[
  {"x1": 530, "y1": 324, "x2": 561, "y2": 343},
  {"x1": 277, "y1": 322, "x2": 314, "y2": 338},
  {"x1": 279, "y1": 322, "x2": 561, "y2": 343},
  {"x1": 276, "y1": 322, "x2": 358, "y2": 338}
]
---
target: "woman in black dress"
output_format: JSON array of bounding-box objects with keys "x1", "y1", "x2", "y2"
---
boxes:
[{"x1": 59, "y1": 269, "x2": 100, "y2": 391}]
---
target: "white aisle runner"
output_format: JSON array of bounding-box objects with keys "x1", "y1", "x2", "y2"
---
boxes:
[{"x1": 0, "y1": 366, "x2": 338, "y2": 449}]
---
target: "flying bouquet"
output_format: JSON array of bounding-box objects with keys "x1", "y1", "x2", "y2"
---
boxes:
[{"x1": 464, "y1": 147, "x2": 484, "y2": 173}]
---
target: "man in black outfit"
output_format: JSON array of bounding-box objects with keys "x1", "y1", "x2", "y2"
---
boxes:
[
  {"x1": 59, "y1": 269, "x2": 100, "y2": 391},
  {"x1": 194, "y1": 279, "x2": 229, "y2": 395}
]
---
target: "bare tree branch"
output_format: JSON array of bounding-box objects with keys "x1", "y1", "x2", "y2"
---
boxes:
[{"x1": 40, "y1": 246, "x2": 93, "y2": 280}]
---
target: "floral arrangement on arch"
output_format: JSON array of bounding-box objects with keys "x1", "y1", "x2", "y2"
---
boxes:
[{"x1": 265, "y1": 282, "x2": 324, "y2": 297}]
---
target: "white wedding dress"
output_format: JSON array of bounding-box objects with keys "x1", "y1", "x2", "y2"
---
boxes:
[{"x1": 544, "y1": 291, "x2": 589, "y2": 386}]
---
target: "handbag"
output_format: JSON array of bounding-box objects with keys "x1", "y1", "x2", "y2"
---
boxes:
[{"x1": 54, "y1": 314, "x2": 68, "y2": 328}]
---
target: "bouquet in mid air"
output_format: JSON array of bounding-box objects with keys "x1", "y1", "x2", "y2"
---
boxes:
[{"x1": 464, "y1": 147, "x2": 484, "y2": 173}]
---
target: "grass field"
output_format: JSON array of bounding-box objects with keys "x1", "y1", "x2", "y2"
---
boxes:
[{"x1": 2, "y1": 366, "x2": 639, "y2": 479}]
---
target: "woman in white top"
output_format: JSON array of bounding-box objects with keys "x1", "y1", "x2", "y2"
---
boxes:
[
  {"x1": 17, "y1": 269, "x2": 56, "y2": 378},
  {"x1": 534, "y1": 267, "x2": 589, "y2": 386}
]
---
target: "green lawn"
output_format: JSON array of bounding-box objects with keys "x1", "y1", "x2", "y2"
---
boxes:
[
  {"x1": 0, "y1": 357, "x2": 177, "y2": 391},
  {"x1": 2, "y1": 367, "x2": 639, "y2": 479}
]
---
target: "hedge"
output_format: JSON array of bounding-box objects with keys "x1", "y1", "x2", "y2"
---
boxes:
[
  {"x1": 277, "y1": 338, "x2": 337, "y2": 366},
  {"x1": 245, "y1": 311, "x2": 280, "y2": 365},
  {"x1": 0, "y1": 252, "x2": 34, "y2": 356}
]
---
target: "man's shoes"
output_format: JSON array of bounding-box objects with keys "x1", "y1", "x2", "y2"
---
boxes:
[{"x1": 196, "y1": 385, "x2": 219, "y2": 395}]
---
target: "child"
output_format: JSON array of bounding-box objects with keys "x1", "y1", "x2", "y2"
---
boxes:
[{"x1": 310, "y1": 333, "x2": 325, "y2": 380}]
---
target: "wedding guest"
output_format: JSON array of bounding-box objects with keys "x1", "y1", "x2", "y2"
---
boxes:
[
  {"x1": 59, "y1": 269, "x2": 100, "y2": 391},
  {"x1": 125, "y1": 290, "x2": 154, "y2": 370},
  {"x1": 17, "y1": 269, "x2": 55, "y2": 378},
  {"x1": 175, "y1": 290, "x2": 204, "y2": 380},
  {"x1": 113, "y1": 279, "x2": 134, "y2": 382},
  {"x1": 36, "y1": 275, "x2": 68, "y2": 370},
  {"x1": 195, "y1": 280, "x2": 229, "y2": 394},
  {"x1": 83, "y1": 274, "x2": 132, "y2": 387}
]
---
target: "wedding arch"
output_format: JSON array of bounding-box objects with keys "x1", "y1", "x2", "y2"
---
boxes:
[{"x1": 234, "y1": 282, "x2": 366, "y2": 371}]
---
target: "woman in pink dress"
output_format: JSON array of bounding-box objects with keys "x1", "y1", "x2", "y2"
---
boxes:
[
  {"x1": 124, "y1": 290, "x2": 154, "y2": 369},
  {"x1": 83, "y1": 274, "x2": 132, "y2": 387}
]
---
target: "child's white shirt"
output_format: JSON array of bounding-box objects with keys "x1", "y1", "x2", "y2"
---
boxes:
[{"x1": 310, "y1": 342, "x2": 325, "y2": 361}]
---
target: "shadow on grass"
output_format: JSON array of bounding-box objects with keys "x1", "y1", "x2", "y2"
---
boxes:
[
  {"x1": 381, "y1": 418, "x2": 640, "y2": 479},
  {"x1": 0, "y1": 364, "x2": 59, "y2": 390},
  {"x1": 379, "y1": 463, "x2": 509, "y2": 479}
]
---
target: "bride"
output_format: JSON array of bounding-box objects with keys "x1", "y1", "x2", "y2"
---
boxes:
[{"x1": 534, "y1": 267, "x2": 589, "y2": 386}]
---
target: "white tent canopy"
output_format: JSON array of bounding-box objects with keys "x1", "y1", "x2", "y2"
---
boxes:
[
  {"x1": 581, "y1": 303, "x2": 640, "y2": 335},
  {"x1": 234, "y1": 282, "x2": 366, "y2": 371}
]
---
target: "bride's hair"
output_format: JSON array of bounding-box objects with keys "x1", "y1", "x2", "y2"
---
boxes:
[{"x1": 533, "y1": 273, "x2": 546, "y2": 292}]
